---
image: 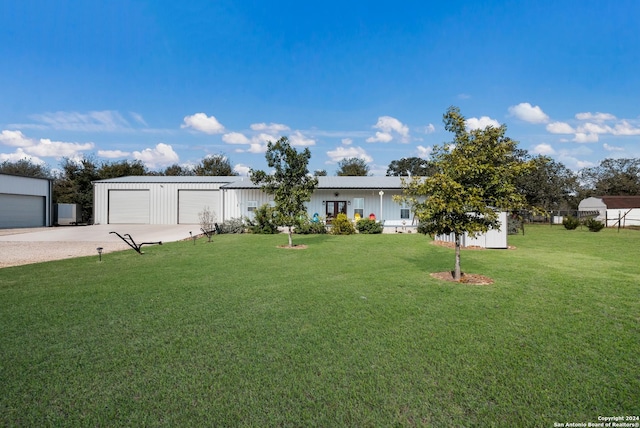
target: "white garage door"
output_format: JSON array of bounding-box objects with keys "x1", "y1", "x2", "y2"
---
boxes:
[
  {"x1": 108, "y1": 190, "x2": 150, "y2": 224},
  {"x1": 0, "y1": 194, "x2": 45, "y2": 228},
  {"x1": 178, "y1": 190, "x2": 220, "y2": 224}
]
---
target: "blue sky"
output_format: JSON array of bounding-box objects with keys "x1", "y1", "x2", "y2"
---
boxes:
[{"x1": 1, "y1": 1, "x2": 639, "y2": 176}]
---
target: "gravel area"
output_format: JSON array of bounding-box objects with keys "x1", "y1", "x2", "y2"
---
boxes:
[
  {"x1": 0, "y1": 225, "x2": 195, "y2": 269},
  {"x1": 0, "y1": 241, "x2": 131, "y2": 268}
]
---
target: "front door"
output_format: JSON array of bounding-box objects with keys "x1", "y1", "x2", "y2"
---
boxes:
[{"x1": 326, "y1": 201, "x2": 347, "y2": 223}]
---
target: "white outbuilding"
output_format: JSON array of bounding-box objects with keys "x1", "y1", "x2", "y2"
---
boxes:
[
  {"x1": 578, "y1": 196, "x2": 640, "y2": 227},
  {"x1": 0, "y1": 173, "x2": 53, "y2": 228}
]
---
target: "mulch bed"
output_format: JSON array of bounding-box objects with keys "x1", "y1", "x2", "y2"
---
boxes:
[
  {"x1": 277, "y1": 244, "x2": 308, "y2": 250},
  {"x1": 430, "y1": 271, "x2": 494, "y2": 285}
]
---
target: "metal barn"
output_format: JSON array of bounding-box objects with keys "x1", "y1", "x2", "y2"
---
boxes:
[{"x1": 0, "y1": 173, "x2": 53, "y2": 228}]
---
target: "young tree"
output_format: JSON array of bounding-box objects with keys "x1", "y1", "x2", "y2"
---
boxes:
[
  {"x1": 398, "y1": 106, "x2": 533, "y2": 281},
  {"x1": 336, "y1": 157, "x2": 370, "y2": 176},
  {"x1": 250, "y1": 136, "x2": 318, "y2": 247},
  {"x1": 194, "y1": 154, "x2": 238, "y2": 176}
]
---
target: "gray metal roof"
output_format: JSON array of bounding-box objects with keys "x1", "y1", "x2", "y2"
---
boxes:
[
  {"x1": 93, "y1": 176, "x2": 241, "y2": 184},
  {"x1": 222, "y1": 176, "x2": 406, "y2": 189},
  {"x1": 93, "y1": 175, "x2": 408, "y2": 189}
]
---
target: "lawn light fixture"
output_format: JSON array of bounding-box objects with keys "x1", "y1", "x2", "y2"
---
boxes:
[
  {"x1": 190, "y1": 231, "x2": 196, "y2": 245},
  {"x1": 96, "y1": 247, "x2": 103, "y2": 262}
]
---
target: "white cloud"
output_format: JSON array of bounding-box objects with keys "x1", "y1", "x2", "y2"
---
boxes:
[
  {"x1": 465, "y1": 116, "x2": 501, "y2": 131},
  {"x1": 603, "y1": 143, "x2": 624, "y2": 152},
  {"x1": 222, "y1": 132, "x2": 251, "y2": 144},
  {"x1": 575, "y1": 112, "x2": 616, "y2": 121},
  {"x1": 424, "y1": 124, "x2": 436, "y2": 134},
  {"x1": 508, "y1": 102, "x2": 549, "y2": 124},
  {"x1": 326, "y1": 146, "x2": 373, "y2": 163},
  {"x1": 98, "y1": 149, "x2": 131, "y2": 158},
  {"x1": 289, "y1": 131, "x2": 315, "y2": 147},
  {"x1": 546, "y1": 122, "x2": 575, "y2": 134},
  {"x1": 531, "y1": 143, "x2": 556, "y2": 155},
  {"x1": 416, "y1": 145, "x2": 432, "y2": 158},
  {"x1": 573, "y1": 133, "x2": 599, "y2": 143},
  {"x1": 233, "y1": 164, "x2": 252, "y2": 176},
  {"x1": 366, "y1": 131, "x2": 394, "y2": 143},
  {"x1": 246, "y1": 143, "x2": 268, "y2": 154},
  {"x1": 30, "y1": 110, "x2": 131, "y2": 132},
  {"x1": 181, "y1": 113, "x2": 225, "y2": 134},
  {"x1": 366, "y1": 116, "x2": 410, "y2": 143},
  {"x1": 578, "y1": 122, "x2": 612, "y2": 134},
  {"x1": 250, "y1": 122, "x2": 290, "y2": 134},
  {"x1": 457, "y1": 93, "x2": 471, "y2": 100},
  {"x1": 26, "y1": 139, "x2": 94, "y2": 157},
  {"x1": 0, "y1": 148, "x2": 45, "y2": 164},
  {"x1": 612, "y1": 120, "x2": 640, "y2": 136},
  {"x1": 341, "y1": 138, "x2": 353, "y2": 145},
  {"x1": 132, "y1": 143, "x2": 179, "y2": 168},
  {"x1": 0, "y1": 130, "x2": 32, "y2": 147},
  {"x1": 129, "y1": 112, "x2": 148, "y2": 126}
]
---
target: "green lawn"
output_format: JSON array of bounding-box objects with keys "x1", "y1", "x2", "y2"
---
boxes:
[{"x1": 1, "y1": 226, "x2": 638, "y2": 427}]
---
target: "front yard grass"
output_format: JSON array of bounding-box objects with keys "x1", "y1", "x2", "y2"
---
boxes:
[{"x1": 1, "y1": 225, "x2": 638, "y2": 426}]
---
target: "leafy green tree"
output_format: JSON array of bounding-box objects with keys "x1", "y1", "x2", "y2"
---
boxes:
[
  {"x1": 194, "y1": 154, "x2": 238, "y2": 176},
  {"x1": 54, "y1": 157, "x2": 100, "y2": 221},
  {"x1": 397, "y1": 106, "x2": 533, "y2": 281},
  {"x1": 515, "y1": 155, "x2": 579, "y2": 213},
  {"x1": 578, "y1": 158, "x2": 640, "y2": 196},
  {"x1": 386, "y1": 157, "x2": 437, "y2": 177},
  {"x1": 336, "y1": 157, "x2": 370, "y2": 176},
  {"x1": 0, "y1": 159, "x2": 52, "y2": 179},
  {"x1": 250, "y1": 136, "x2": 318, "y2": 247},
  {"x1": 314, "y1": 169, "x2": 327, "y2": 176},
  {"x1": 98, "y1": 159, "x2": 147, "y2": 179},
  {"x1": 162, "y1": 163, "x2": 195, "y2": 176}
]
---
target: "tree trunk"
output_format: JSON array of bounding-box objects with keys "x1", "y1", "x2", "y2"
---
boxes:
[
  {"x1": 288, "y1": 226, "x2": 293, "y2": 247},
  {"x1": 454, "y1": 233, "x2": 462, "y2": 281}
]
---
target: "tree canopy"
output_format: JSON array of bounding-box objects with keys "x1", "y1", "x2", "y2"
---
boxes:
[
  {"x1": 515, "y1": 155, "x2": 579, "y2": 212},
  {"x1": 250, "y1": 136, "x2": 318, "y2": 247},
  {"x1": 194, "y1": 154, "x2": 238, "y2": 176},
  {"x1": 0, "y1": 159, "x2": 52, "y2": 179},
  {"x1": 336, "y1": 157, "x2": 370, "y2": 176},
  {"x1": 579, "y1": 158, "x2": 640, "y2": 196},
  {"x1": 386, "y1": 157, "x2": 437, "y2": 177},
  {"x1": 398, "y1": 106, "x2": 533, "y2": 280}
]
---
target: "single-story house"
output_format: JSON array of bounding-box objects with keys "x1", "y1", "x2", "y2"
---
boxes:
[
  {"x1": 0, "y1": 173, "x2": 53, "y2": 229},
  {"x1": 93, "y1": 176, "x2": 413, "y2": 229},
  {"x1": 93, "y1": 175, "x2": 508, "y2": 245},
  {"x1": 578, "y1": 196, "x2": 640, "y2": 227}
]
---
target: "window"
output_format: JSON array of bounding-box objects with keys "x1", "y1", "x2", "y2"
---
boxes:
[
  {"x1": 353, "y1": 198, "x2": 364, "y2": 218},
  {"x1": 400, "y1": 201, "x2": 410, "y2": 219},
  {"x1": 247, "y1": 201, "x2": 258, "y2": 212}
]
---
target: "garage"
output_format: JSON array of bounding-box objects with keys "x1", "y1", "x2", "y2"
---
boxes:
[
  {"x1": 0, "y1": 174, "x2": 53, "y2": 229},
  {"x1": 0, "y1": 194, "x2": 46, "y2": 228},
  {"x1": 108, "y1": 190, "x2": 150, "y2": 224},
  {"x1": 178, "y1": 190, "x2": 220, "y2": 224}
]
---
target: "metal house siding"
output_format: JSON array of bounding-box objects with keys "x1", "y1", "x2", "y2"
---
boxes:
[
  {"x1": 0, "y1": 174, "x2": 52, "y2": 228},
  {"x1": 0, "y1": 194, "x2": 46, "y2": 228},
  {"x1": 94, "y1": 181, "x2": 228, "y2": 225},
  {"x1": 178, "y1": 190, "x2": 220, "y2": 224},
  {"x1": 108, "y1": 190, "x2": 150, "y2": 224}
]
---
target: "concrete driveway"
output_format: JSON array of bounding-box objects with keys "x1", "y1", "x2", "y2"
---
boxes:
[{"x1": 0, "y1": 224, "x2": 199, "y2": 268}]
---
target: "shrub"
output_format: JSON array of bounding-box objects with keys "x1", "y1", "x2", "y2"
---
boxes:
[
  {"x1": 248, "y1": 204, "x2": 280, "y2": 234},
  {"x1": 331, "y1": 213, "x2": 355, "y2": 235},
  {"x1": 585, "y1": 218, "x2": 605, "y2": 232},
  {"x1": 417, "y1": 220, "x2": 433, "y2": 235},
  {"x1": 295, "y1": 216, "x2": 327, "y2": 234},
  {"x1": 562, "y1": 215, "x2": 580, "y2": 230},
  {"x1": 218, "y1": 217, "x2": 246, "y2": 234},
  {"x1": 356, "y1": 218, "x2": 383, "y2": 234}
]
